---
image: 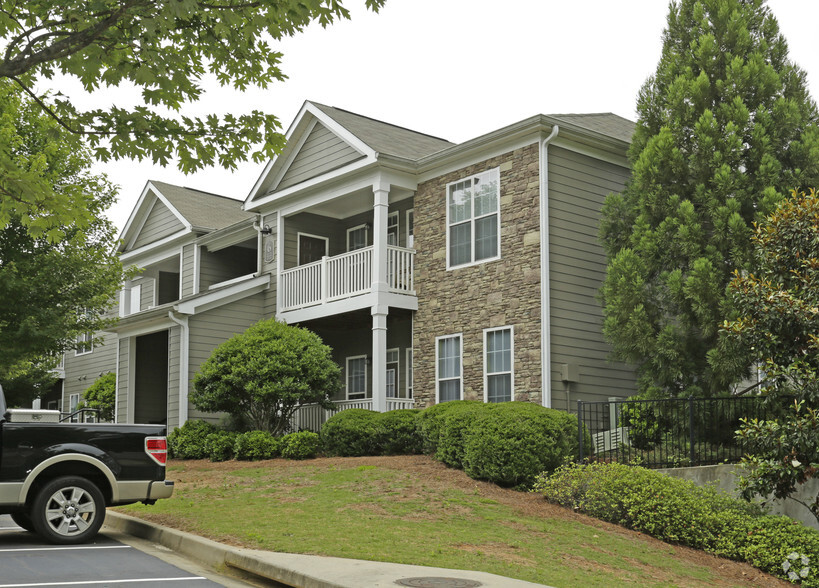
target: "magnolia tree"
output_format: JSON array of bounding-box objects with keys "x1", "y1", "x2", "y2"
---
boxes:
[
  {"x1": 191, "y1": 319, "x2": 340, "y2": 434},
  {"x1": 721, "y1": 189, "x2": 819, "y2": 524}
]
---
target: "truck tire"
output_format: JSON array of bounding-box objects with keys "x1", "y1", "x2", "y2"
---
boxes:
[
  {"x1": 31, "y1": 476, "x2": 106, "y2": 544},
  {"x1": 10, "y1": 511, "x2": 34, "y2": 532}
]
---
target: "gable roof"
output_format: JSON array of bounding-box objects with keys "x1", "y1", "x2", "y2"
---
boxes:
[
  {"x1": 149, "y1": 181, "x2": 251, "y2": 231},
  {"x1": 310, "y1": 102, "x2": 455, "y2": 160},
  {"x1": 120, "y1": 181, "x2": 251, "y2": 253}
]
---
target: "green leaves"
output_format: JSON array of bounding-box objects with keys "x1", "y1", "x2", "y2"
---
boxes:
[{"x1": 600, "y1": 0, "x2": 819, "y2": 398}]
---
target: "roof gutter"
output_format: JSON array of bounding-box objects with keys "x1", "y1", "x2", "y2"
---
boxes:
[{"x1": 540, "y1": 125, "x2": 559, "y2": 409}]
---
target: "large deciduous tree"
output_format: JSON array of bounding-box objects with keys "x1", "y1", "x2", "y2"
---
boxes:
[
  {"x1": 599, "y1": 0, "x2": 819, "y2": 398},
  {"x1": 721, "y1": 188, "x2": 819, "y2": 524},
  {"x1": 0, "y1": 0, "x2": 384, "y2": 238},
  {"x1": 0, "y1": 79, "x2": 126, "y2": 386}
]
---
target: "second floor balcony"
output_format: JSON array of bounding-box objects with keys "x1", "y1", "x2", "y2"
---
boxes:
[{"x1": 280, "y1": 245, "x2": 415, "y2": 313}]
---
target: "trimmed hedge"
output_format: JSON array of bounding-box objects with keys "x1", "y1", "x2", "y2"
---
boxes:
[
  {"x1": 462, "y1": 402, "x2": 583, "y2": 487},
  {"x1": 376, "y1": 409, "x2": 424, "y2": 455},
  {"x1": 234, "y1": 430, "x2": 280, "y2": 460},
  {"x1": 534, "y1": 461, "x2": 819, "y2": 586},
  {"x1": 205, "y1": 431, "x2": 238, "y2": 462},
  {"x1": 168, "y1": 419, "x2": 218, "y2": 459},
  {"x1": 320, "y1": 409, "x2": 381, "y2": 456},
  {"x1": 435, "y1": 402, "x2": 489, "y2": 468},
  {"x1": 416, "y1": 400, "x2": 481, "y2": 455},
  {"x1": 281, "y1": 431, "x2": 321, "y2": 460}
]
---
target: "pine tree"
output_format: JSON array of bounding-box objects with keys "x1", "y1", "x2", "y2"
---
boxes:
[{"x1": 599, "y1": 0, "x2": 819, "y2": 398}]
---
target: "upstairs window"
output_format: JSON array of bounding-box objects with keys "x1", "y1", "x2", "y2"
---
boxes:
[{"x1": 446, "y1": 168, "x2": 500, "y2": 269}]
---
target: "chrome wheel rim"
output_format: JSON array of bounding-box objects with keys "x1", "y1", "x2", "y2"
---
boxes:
[{"x1": 44, "y1": 486, "x2": 97, "y2": 537}]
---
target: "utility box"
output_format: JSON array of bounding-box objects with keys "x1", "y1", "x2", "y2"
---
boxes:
[
  {"x1": 6, "y1": 409, "x2": 61, "y2": 423},
  {"x1": 560, "y1": 363, "x2": 579, "y2": 383}
]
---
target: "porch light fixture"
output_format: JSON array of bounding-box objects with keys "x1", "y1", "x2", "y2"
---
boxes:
[
  {"x1": 259, "y1": 224, "x2": 273, "y2": 235},
  {"x1": 364, "y1": 222, "x2": 372, "y2": 231}
]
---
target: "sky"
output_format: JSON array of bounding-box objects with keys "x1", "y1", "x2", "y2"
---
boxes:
[{"x1": 74, "y1": 0, "x2": 819, "y2": 233}]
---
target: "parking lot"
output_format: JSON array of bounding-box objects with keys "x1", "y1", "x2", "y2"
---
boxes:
[{"x1": 0, "y1": 515, "x2": 230, "y2": 587}]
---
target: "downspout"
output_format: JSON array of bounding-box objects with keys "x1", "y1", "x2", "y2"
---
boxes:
[
  {"x1": 540, "y1": 125, "x2": 559, "y2": 409},
  {"x1": 168, "y1": 310, "x2": 190, "y2": 428}
]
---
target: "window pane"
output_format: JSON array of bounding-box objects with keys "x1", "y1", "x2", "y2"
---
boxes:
[
  {"x1": 348, "y1": 227, "x2": 367, "y2": 251},
  {"x1": 439, "y1": 379, "x2": 461, "y2": 402},
  {"x1": 448, "y1": 180, "x2": 472, "y2": 223},
  {"x1": 474, "y1": 175, "x2": 499, "y2": 216},
  {"x1": 475, "y1": 214, "x2": 498, "y2": 260},
  {"x1": 386, "y1": 369, "x2": 397, "y2": 397},
  {"x1": 487, "y1": 374, "x2": 511, "y2": 402},
  {"x1": 449, "y1": 222, "x2": 472, "y2": 266},
  {"x1": 487, "y1": 329, "x2": 511, "y2": 373},
  {"x1": 438, "y1": 337, "x2": 461, "y2": 379},
  {"x1": 348, "y1": 358, "x2": 366, "y2": 397}
]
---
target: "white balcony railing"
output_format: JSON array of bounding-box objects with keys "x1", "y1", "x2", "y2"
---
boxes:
[
  {"x1": 291, "y1": 398, "x2": 416, "y2": 432},
  {"x1": 280, "y1": 245, "x2": 415, "y2": 312}
]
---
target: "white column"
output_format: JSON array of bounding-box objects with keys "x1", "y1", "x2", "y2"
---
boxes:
[
  {"x1": 371, "y1": 305, "x2": 388, "y2": 413},
  {"x1": 371, "y1": 182, "x2": 390, "y2": 412}
]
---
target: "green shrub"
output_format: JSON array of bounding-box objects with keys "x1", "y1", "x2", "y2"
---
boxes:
[
  {"x1": 461, "y1": 402, "x2": 581, "y2": 488},
  {"x1": 320, "y1": 409, "x2": 380, "y2": 457},
  {"x1": 376, "y1": 409, "x2": 423, "y2": 455},
  {"x1": 534, "y1": 461, "x2": 819, "y2": 586},
  {"x1": 416, "y1": 400, "x2": 483, "y2": 455},
  {"x1": 79, "y1": 372, "x2": 116, "y2": 421},
  {"x1": 281, "y1": 431, "x2": 320, "y2": 460},
  {"x1": 234, "y1": 430, "x2": 280, "y2": 460},
  {"x1": 435, "y1": 402, "x2": 490, "y2": 468},
  {"x1": 205, "y1": 431, "x2": 238, "y2": 462},
  {"x1": 168, "y1": 419, "x2": 218, "y2": 459}
]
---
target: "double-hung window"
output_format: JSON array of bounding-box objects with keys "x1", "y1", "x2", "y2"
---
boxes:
[
  {"x1": 346, "y1": 356, "x2": 367, "y2": 400},
  {"x1": 484, "y1": 326, "x2": 513, "y2": 402},
  {"x1": 447, "y1": 168, "x2": 500, "y2": 268},
  {"x1": 436, "y1": 334, "x2": 462, "y2": 403}
]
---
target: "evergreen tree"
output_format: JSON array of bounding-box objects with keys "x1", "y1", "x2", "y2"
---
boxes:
[{"x1": 600, "y1": 0, "x2": 819, "y2": 398}]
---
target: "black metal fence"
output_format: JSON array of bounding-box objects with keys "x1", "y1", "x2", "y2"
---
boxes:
[{"x1": 576, "y1": 395, "x2": 788, "y2": 469}]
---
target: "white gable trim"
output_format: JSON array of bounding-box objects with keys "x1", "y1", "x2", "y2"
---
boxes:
[
  {"x1": 120, "y1": 181, "x2": 193, "y2": 251},
  {"x1": 245, "y1": 101, "x2": 377, "y2": 207}
]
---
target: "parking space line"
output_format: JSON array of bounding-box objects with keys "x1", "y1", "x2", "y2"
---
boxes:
[
  {"x1": 0, "y1": 545, "x2": 132, "y2": 553},
  {"x1": 0, "y1": 577, "x2": 207, "y2": 587}
]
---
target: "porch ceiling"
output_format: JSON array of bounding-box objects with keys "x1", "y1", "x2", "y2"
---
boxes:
[{"x1": 290, "y1": 185, "x2": 414, "y2": 219}]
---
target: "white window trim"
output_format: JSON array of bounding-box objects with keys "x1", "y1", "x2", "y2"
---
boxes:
[
  {"x1": 435, "y1": 333, "x2": 463, "y2": 404},
  {"x1": 406, "y1": 348, "x2": 413, "y2": 398},
  {"x1": 446, "y1": 167, "x2": 501, "y2": 270},
  {"x1": 296, "y1": 232, "x2": 329, "y2": 265},
  {"x1": 406, "y1": 209, "x2": 414, "y2": 249},
  {"x1": 129, "y1": 283, "x2": 142, "y2": 315},
  {"x1": 346, "y1": 355, "x2": 368, "y2": 400},
  {"x1": 386, "y1": 347, "x2": 399, "y2": 398},
  {"x1": 387, "y1": 211, "x2": 399, "y2": 246},
  {"x1": 346, "y1": 224, "x2": 369, "y2": 252},
  {"x1": 483, "y1": 326, "x2": 514, "y2": 403}
]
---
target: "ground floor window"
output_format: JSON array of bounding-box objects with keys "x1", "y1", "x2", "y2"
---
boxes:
[
  {"x1": 436, "y1": 334, "x2": 462, "y2": 403},
  {"x1": 386, "y1": 348, "x2": 399, "y2": 397},
  {"x1": 484, "y1": 326, "x2": 513, "y2": 402},
  {"x1": 346, "y1": 355, "x2": 367, "y2": 400}
]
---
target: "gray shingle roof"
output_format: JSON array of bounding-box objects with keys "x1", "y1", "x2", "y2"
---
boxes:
[
  {"x1": 150, "y1": 181, "x2": 251, "y2": 231},
  {"x1": 311, "y1": 102, "x2": 456, "y2": 160},
  {"x1": 547, "y1": 113, "x2": 635, "y2": 144}
]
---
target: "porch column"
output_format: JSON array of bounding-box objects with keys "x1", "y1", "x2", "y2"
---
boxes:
[
  {"x1": 372, "y1": 305, "x2": 388, "y2": 413},
  {"x1": 371, "y1": 182, "x2": 390, "y2": 412}
]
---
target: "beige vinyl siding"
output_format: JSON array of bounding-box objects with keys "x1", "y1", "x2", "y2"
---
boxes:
[
  {"x1": 62, "y1": 330, "x2": 119, "y2": 414},
  {"x1": 167, "y1": 326, "x2": 181, "y2": 429},
  {"x1": 139, "y1": 278, "x2": 155, "y2": 310},
  {"x1": 260, "y1": 213, "x2": 277, "y2": 317},
  {"x1": 181, "y1": 244, "x2": 195, "y2": 297},
  {"x1": 186, "y1": 294, "x2": 266, "y2": 423},
  {"x1": 547, "y1": 146, "x2": 636, "y2": 409},
  {"x1": 278, "y1": 123, "x2": 363, "y2": 191},
  {"x1": 132, "y1": 200, "x2": 185, "y2": 249},
  {"x1": 283, "y1": 212, "x2": 340, "y2": 270}
]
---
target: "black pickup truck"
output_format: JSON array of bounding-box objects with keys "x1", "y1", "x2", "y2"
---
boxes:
[{"x1": 0, "y1": 385, "x2": 173, "y2": 544}]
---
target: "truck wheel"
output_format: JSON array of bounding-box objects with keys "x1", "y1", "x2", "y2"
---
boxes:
[
  {"x1": 10, "y1": 511, "x2": 34, "y2": 532},
  {"x1": 31, "y1": 476, "x2": 106, "y2": 545}
]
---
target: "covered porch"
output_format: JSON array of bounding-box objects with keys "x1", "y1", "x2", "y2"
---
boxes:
[{"x1": 291, "y1": 397, "x2": 415, "y2": 432}]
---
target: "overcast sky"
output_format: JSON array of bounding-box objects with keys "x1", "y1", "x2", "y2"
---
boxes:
[{"x1": 82, "y1": 0, "x2": 819, "y2": 232}]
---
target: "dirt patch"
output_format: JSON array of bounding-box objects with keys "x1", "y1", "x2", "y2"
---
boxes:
[{"x1": 150, "y1": 455, "x2": 790, "y2": 586}]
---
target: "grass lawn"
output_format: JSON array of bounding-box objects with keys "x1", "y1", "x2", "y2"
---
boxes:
[{"x1": 117, "y1": 455, "x2": 786, "y2": 587}]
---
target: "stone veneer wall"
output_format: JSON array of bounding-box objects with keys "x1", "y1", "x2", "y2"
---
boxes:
[{"x1": 413, "y1": 143, "x2": 542, "y2": 408}]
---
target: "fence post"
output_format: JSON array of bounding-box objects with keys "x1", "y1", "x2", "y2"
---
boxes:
[
  {"x1": 688, "y1": 396, "x2": 695, "y2": 465},
  {"x1": 577, "y1": 400, "x2": 584, "y2": 463}
]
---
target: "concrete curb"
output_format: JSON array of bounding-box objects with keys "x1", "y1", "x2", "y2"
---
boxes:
[{"x1": 103, "y1": 510, "x2": 551, "y2": 587}]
